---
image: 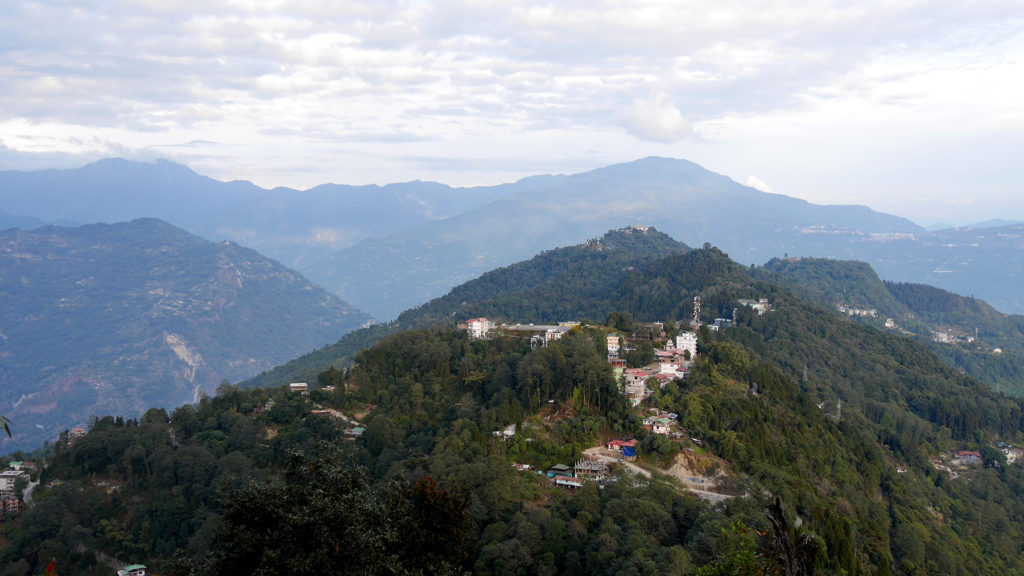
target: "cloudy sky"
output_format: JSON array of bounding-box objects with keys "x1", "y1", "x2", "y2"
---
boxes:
[{"x1": 1, "y1": 1, "x2": 1022, "y2": 225}]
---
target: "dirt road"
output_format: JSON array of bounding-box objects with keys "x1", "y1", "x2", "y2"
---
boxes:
[{"x1": 583, "y1": 446, "x2": 733, "y2": 503}]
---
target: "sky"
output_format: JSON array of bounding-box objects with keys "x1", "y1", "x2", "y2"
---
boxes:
[{"x1": 1, "y1": 1, "x2": 1023, "y2": 226}]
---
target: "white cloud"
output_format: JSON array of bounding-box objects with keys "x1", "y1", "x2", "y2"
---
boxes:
[
  {"x1": 744, "y1": 176, "x2": 774, "y2": 193},
  {"x1": 623, "y1": 94, "x2": 694, "y2": 143},
  {"x1": 0, "y1": 1, "x2": 1023, "y2": 221}
]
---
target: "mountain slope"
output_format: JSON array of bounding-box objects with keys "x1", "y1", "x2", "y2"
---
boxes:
[
  {"x1": 761, "y1": 257, "x2": 1024, "y2": 395},
  {"x1": 9, "y1": 240, "x2": 1024, "y2": 576},
  {"x1": 0, "y1": 158, "x2": 512, "y2": 271},
  {"x1": 243, "y1": 225, "x2": 688, "y2": 389},
  {"x1": 316, "y1": 157, "x2": 923, "y2": 318},
  {"x1": 5, "y1": 157, "x2": 1024, "y2": 318},
  {"x1": 0, "y1": 218, "x2": 371, "y2": 452}
]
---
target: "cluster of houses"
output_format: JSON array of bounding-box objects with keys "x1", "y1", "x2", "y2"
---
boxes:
[
  {"x1": 512, "y1": 458, "x2": 612, "y2": 490},
  {"x1": 946, "y1": 443, "x2": 1024, "y2": 468},
  {"x1": 642, "y1": 411, "x2": 680, "y2": 436},
  {"x1": 931, "y1": 330, "x2": 976, "y2": 345},
  {"x1": 615, "y1": 332, "x2": 697, "y2": 405},
  {"x1": 463, "y1": 318, "x2": 580, "y2": 348},
  {"x1": 836, "y1": 303, "x2": 877, "y2": 318},
  {"x1": 739, "y1": 299, "x2": 773, "y2": 316},
  {"x1": 999, "y1": 442, "x2": 1024, "y2": 464},
  {"x1": 464, "y1": 314, "x2": 714, "y2": 406},
  {"x1": 0, "y1": 460, "x2": 35, "y2": 516}
]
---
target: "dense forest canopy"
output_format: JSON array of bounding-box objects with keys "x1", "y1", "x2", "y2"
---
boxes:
[
  {"x1": 4, "y1": 240, "x2": 1024, "y2": 575},
  {"x1": 761, "y1": 257, "x2": 1024, "y2": 396}
]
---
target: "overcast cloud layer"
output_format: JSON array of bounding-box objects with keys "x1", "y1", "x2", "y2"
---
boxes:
[{"x1": 1, "y1": 1, "x2": 1022, "y2": 224}]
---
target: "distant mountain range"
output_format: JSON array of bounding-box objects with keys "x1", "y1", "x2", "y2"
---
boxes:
[
  {"x1": 2, "y1": 157, "x2": 1023, "y2": 318},
  {"x1": 0, "y1": 218, "x2": 371, "y2": 452}
]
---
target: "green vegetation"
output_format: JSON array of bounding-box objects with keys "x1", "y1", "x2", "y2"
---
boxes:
[
  {"x1": 6, "y1": 241, "x2": 1024, "y2": 575},
  {"x1": 0, "y1": 218, "x2": 371, "y2": 453},
  {"x1": 762, "y1": 257, "x2": 1024, "y2": 395},
  {"x1": 243, "y1": 225, "x2": 686, "y2": 389}
]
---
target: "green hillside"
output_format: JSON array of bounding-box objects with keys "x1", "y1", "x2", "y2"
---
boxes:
[
  {"x1": 0, "y1": 219, "x2": 372, "y2": 453},
  {"x1": 242, "y1": 225, "x2": 687, "y2": 389},
  {"x1": 4, "y1": 242, "x2": 1024, "y2": 575},
  {"x1": 762, "y1": 257, "x2": 1024, "y2": 395}
]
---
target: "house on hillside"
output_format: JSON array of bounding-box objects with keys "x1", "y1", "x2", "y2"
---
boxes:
[
  {"x1": 464, "y1": 318, "x2": 494, "y2": 339},
  {"x1": 606, "y1": 439, "x2": 637, "y2": 461},
  {"x1": 1, "y1": 495, "x2": 19, "y2": 514},
  {"x1": 653, "y1": 373, "x2": 676, "y2": 388},
  {"x1": 675, "y1": 332, "x2": 698, "y2": 359},
  {"x1": 289, "y1": 382, "x2": 309, "y2": 395},
  {"x1": 574, "y1": 459, "x2": 609, "y2": 481},
  {"x1": 554, "y1": 475, "x2": 583, "y2": 489},
  {"x1": 709, "y1": 318, "x2": 732, "y2": 331},
  {"x1": 606, "y1": 439, "x2": 636, "y2": 451},
  {"x1": 623, "y1": 368, "x2": 657, "y2": 387},
  {"x1": 505, "y1": 323, "x2": 575, "y2": 347},
  {"x1": 632, "y1": 322, "x2": 665, "y2": 341},
  {"x1": 606, "y1": 334, "x2": 621, "y2": 356},
  {"x1": 117, "y1": 565, "x2": 147, "y2": 576},
  {"x1": 738, "y1": 298, "x2": 772, "y2": 315},
  {"x1": 643, "y1": 415, "x2": 674, "y2": 435},
  {"x1": 0, "y1": 470, "x2": 27, "y2": 496},
  {"x1": 954, "y1": 450, "x2": 982, "y2": 465},
  {"x1": 547, "y1": 464, "x2": 573, "y2": 478},
  {"x1": 623, "y1": 368, "x2": 656, "y2": 405}
]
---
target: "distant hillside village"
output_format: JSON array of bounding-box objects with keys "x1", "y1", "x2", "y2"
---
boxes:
[
  {"x1": 463, "y1": 296, "x2": 774, "y2": 408},
  {"x1": 462, "y1": 317, "x2": 697, "y2": 407},
  {"x1": 461, "y1": 295, "x2": 1023, "y2": 498},
  {"x1": 458, "y1": 298, "x2": 778, "y2": 498},
  {"x1": 0, "y1": 460, "x2": 36, "y2": 517}
]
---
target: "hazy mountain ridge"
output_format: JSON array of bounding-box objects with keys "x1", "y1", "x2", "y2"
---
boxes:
[
  {"x1": 0, "y1": 218, "x2": 372, "y2": 452},
  {"x1": 3, "y1": 157, "x2": 1023, "y2": 319},
  {"x1": 243, "y1": 225, "x2": 688, "y2": 389},
  {"x1": 0, "y1": 158, "x2": 512, "y2": 271},
  {"x1": 314, "y1": 157, "x2": 924, "y2": 318}
]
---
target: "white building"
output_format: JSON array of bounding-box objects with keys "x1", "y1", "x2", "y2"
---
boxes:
[
  {"x1": 466, "y1": 318, "x2": 494, "y2": 339},
  {"x1": 0, "y1": 470, "x2": 27, "y2": 496},
  {"x1": 739, "y1": 298, "x2": 772, "y2": 315},
  {"x1": 675, "y1": 332, "x2": 697, "y2": 359},
  {"x1": 606, "y1": 334, "x2": 621, "y2": 355}
]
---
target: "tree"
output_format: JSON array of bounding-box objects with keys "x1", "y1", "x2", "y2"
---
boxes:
[
  {"x1": 13, "y1": 476, "x2": 28, "y2": 500},
  {"x1": 176, "y1": 445, "x2": 472, "y2": 576}
]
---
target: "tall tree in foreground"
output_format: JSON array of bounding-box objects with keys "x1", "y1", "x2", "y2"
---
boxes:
[{"x1": 175, "y1": 445, "x2": 472, "y2": 576}]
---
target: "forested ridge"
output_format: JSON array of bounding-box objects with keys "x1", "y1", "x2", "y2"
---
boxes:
[
  {"x1": 4, "y1": 242, "x2": 1024, "y2": 575},
  {"x1": 242, "y1": 225, "x2": 687, "y2": 389},
  {"x1": 761, "y1": 257, "x2": 1024, "y2": 395}
]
